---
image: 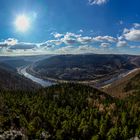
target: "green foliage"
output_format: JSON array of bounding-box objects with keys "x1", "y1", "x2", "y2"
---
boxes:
[{"x1": 0, "y1": 83, "x2": 140, "y2": 139}]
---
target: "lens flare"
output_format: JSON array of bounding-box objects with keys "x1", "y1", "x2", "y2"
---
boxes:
[{"x1": 15, "y1": 15, "x2": 30, "y2": 32}]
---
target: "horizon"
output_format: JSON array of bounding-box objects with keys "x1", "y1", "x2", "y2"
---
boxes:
[{"x1": 0, "y1": 0, "x2": 140, "y2": 56}]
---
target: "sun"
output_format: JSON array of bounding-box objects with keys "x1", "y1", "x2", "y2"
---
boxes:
[{"x1": 15, "y1": 15, "x2": 30, "y2": 32}]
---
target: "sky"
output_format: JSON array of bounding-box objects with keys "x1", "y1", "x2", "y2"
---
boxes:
[{"x1": 0, "y1": 0, "x2": 140, "y2": 56}]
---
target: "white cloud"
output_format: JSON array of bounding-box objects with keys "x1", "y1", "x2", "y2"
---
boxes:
[
  {"x1": 117, "y1": 35, "x2": 124, "y2": 41},
  {"x1": 100, "y1": 43, "x2": 111, "y2": 48},
  {"x1": 2, "y1": 27, "x2": 140, "y2": 56},
  {"x1": 77, "y1": 45, "x2": 97, "y2": 52},
  {"x1": 129, "y1": 45, "x2": 140, "y2": 49},
  {"x1": 55, "y1": 46, "x2": 75, "y2": 54},
  {"x1": 4, "y1": 38, "x2": 18, "y2": 46},
  {"x1": 65, "y1": 32, "x2": 81, "y2": 38},
  {"x1": 123, "y1": 28, "x2": 130, "y2": 34},
  {"x1": 60, "y1": 32, "x2": 81, "y2": 45},
  {"x1": 60, "y1": 33, "x2": 117, "y2": 45},
  {"x1": 0, "y1": 38, "x2": 18, "y2": 48},
  {"x1": 88, "y1": 0, "x2": 109, "y2": 5},
  {"x1": 77, "y1": 36, "x2": 93, "y2": 44},
  {"x1": 117, "y1": 40, "x2": 127, "y2": 47},
  {"x1": 40, "y1": 39, "x2": 62, "y2": 47},
  {"x1": 61, "y1": 38, "x2": 77, "y2": 45},
  {"x1": 124, "y1": 29, "x2": 140, "y2": 42},
  {"x1": 133, "y1": 23, "x2": 140, "y2": 28},
  {"x1": 54, "y1": 45, "x2": 98, "y2": 54},
  {"x1": 122, "y1": 24, "x2": 140, "y2": 42},
  {"x1": 93, "y1": 36, "x2": 117, "y2": 43},
  {"x1": 79, "y1": 29, "x2": 84, "y2": 33},
  {"x1": 52, "y1": 32, "x2": 63, "y2": 38}
]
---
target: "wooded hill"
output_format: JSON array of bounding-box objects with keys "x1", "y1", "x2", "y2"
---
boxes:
[{"x1": 0, "y1": 83, "x2": 140, "y2": 139}]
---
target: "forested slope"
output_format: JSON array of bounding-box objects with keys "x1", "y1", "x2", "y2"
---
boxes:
[{"x1": 0, "y1": 83, "x2": 140, "y2": 139}]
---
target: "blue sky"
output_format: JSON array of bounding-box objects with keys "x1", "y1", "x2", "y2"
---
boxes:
[{"x1": 0, "y1": 0, "x2": 140, "y2": 55}]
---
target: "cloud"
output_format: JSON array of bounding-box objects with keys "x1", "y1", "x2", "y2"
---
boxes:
[
  {"x1": 4, "y1": 38, "x2": 18, "y2": 46},
  {"x1": 88, "y1": 0, "x2": 109, "y2": 5},
  {"x1": 121, "y1": 23, "x2": 140, "y2": 42},
  {"x1": 0, "y1": 38, "x2": 18, "y2": 47},
  {"x1": 129, "y1": 45, "x2": 140, "y2": 49},
  {"x1": 124, "y1": 29, "x2": 140, "y2": 42},
  {"x1": 10, "y1": 43, "x2": 37, "y2": 50},
  {"x1": 77, "y1": 45, "x2": 97, "y2": 52},
  {"x1": 133, "y1": 23, "x2": 140, "y2": 28},
  {"x1": 54, "y1": 45, "x2": 98, "y2": 54},
  {"x1": 0, "y1": 43, "x2": 8, "y2": 47},
  {"x1": 54, "y1": 45, "x2": 116, "y2": 54},
  {"x1": 40, "y1": 39, "x2": 62, "y2": 48},
  {"x1": 62, "y1": 38, "x2": 77, "y2": 45},
  {"x1": 52, "y1": 32, "x2": 64, "y2": 38},
  {"x1": 55, "y1": 46, "x2": 75, "y2": 54},
  {"x1": 117, "y1": 40, "x2": 127, "y2": 47},
  {"x1": 100, "y1": 42, "x2": 111, "y2": 48},
  {"x1": 60, "y1": 32, "x2": 81, "y2": 45},
  {"x1": 1, "y1": 26, "x2": 140, "y2": 56},
  {"x1": 79, "y1": 29, "x2": 84, "y2": 33},
  {"x1": 65, "y1": 32, "x2": 81, "y2": 38},
  {"x1": 123, "y1": 28, "x2": 130, "y2": 34},
  {"x1": 0, "y1": 31, "x2": 124, "y2": 56},
  {"x1": 77, "y1": 36, "x2": 93, "y2": 44},
  {"x1": 58, "y1": 33, "x2": 117, "y2": 46},
  {"x1": 51, "y1": 32, "x2": 117, "y2": 46},
  {"x1": 93, "y1": 36, "x2": 117, "y2": 43}
]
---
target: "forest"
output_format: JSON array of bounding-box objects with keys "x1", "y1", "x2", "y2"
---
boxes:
[{"x1": 0, "y1": 83, "x2": 140, "y2": 139}]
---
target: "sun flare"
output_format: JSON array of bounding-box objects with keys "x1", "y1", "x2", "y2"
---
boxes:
[{"x1": 15, "y1": 15, "x2": 30, "y2": 32}]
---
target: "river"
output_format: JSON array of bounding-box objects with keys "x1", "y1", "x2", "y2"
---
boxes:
[
  {"x1": 17, "y1": 66, "x2": 55, "y2": 87},
  {"x1": 17, "y1": 65, "x2": 139, "y2": 88}
]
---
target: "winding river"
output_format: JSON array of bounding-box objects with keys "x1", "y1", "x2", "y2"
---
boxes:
[
  {"x1": 17, "y1": 66, "x2": 55, "y2": 87},
  {"x1": 17, "y1": 65, "x2": 139, "y2": 88}
]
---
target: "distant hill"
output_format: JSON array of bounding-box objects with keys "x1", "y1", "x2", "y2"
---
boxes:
[
  {"x1": 0, "y1": 62, "x2": 40, "y2": 90},
  {"x1": 0, "y1": 55, "x2": 53, "y2": 90},
  {"x1": 31, "y1": 54, "x2": 140, "y2": 81},
  {"x1": 1, "y1": 59, "x2": 31, "y2": 69}
]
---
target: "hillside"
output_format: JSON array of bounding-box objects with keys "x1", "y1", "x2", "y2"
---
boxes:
[
  {"x1": 31, "y1": 54, "x2": 140, "y2": 81},
  {"x1": 1, "y1": 59, "x2": 31, "y2": 69},
  {"x1": 102, "y1": 69, "x2": 140, "y2": 98},
  {"x1": 0, "y1": 62, "x2": 40, "y2": 90},
  {"x1": 124, "y1": 71, "x2": 140, "y2": 97},
  {"x1": 0, "y1": 83, "x2": 140, "y2": 139}
]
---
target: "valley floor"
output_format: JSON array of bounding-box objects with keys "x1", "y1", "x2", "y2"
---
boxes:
[{"x1": 18, "y1": 64, "x2": 140, "y2": 99}]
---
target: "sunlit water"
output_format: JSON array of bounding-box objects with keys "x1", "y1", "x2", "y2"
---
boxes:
[{"x1": 18, "y1": 66, "x2": 55, "y2": 87}]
